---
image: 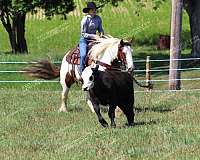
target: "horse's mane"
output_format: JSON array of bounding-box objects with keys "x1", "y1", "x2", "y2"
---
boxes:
[{"x1": 88, "y1": 35, "x2": 121, "y2": 61}]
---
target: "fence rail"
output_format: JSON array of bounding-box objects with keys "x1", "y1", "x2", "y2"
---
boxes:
[
  {"x1": 1, "y1": 77, "x2": 200, "y2": 83},
  {"x1": 1, "y1": 67, "x2": 200, "y2": 73},
  {"x1": 0, "y1": 57, "x2": 200, "y2": 64},
  {"x1": 0, "y1": 80, "x2": 58, "y2": 83}
]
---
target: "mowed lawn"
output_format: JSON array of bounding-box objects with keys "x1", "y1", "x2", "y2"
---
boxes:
[
  {"x1": 1, "y1": 0, "x2": 200, "y2": 159},
  {"x1": 1, "y1": 89, "x2": 200, "y2": 159}
]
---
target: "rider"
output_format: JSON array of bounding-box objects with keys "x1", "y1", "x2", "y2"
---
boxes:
[{"x1": 79, "y1": 2, "x2": 104, "y2": 74}]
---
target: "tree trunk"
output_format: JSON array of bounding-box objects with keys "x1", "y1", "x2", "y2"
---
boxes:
[
  {"x1": 1, "y1": 12, "x2": 28, "y2": 54},
  {"x1": 1, "y1": 12, "x2": 17, "y2": 53},
  {"x1": 184, "y1": 0, "x2": 200, "y2": 58},
  {"x1": 16, "y1": 13, "x2": 28, "y2": 53}
]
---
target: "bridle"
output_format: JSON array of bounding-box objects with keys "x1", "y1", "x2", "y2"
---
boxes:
[{"x1": 96, "y1": 45, "x2": 127, "y2": 71}]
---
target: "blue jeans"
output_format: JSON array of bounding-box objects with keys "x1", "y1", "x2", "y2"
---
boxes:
[{"x1": 79, "y1": 37, "x2": 88, "y2": 74}]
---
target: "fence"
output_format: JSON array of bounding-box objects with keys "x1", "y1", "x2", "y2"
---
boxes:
[{"x1": 0, "y1": 57, "x2": 200, "y2": 93}]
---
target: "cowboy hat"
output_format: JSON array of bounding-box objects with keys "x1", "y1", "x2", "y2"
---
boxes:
[{"x1": 83, "y1": 2, "x2": 100, "y2": 13}]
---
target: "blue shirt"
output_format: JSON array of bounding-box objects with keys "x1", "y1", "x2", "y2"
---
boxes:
[{"x1": 81, "y1": 15, "x2": 104, "y2": 39}]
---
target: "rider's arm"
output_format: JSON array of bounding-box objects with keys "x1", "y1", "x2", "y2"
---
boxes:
[
  {"x1": 97, "y1": 17, "x2": 104, "y2": 36},
  {"x1": 81, "y1": 17, "x2": 99, "y2": 39}
]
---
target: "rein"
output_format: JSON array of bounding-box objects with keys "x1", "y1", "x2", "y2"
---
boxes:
[{"x1": 96, "y1": 60, "x2": 112, "y2": 69}]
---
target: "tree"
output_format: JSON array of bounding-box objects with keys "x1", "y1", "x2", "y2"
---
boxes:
[{"x1": 0, "y1": 0, "x2": 75, "y2": 54}]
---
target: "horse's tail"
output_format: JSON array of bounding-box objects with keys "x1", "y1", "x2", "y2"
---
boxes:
[
  {"x1": 24, "y1": 60, "x2": 60, "y2": 80},
  {"x1": 133, "y1": 77, "x2": 153, "y2": 89}
]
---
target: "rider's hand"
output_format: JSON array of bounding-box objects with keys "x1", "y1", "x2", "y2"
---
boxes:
[
  {"x1": 99, "y1": 32, "x2": 104, "y2": 38},
  {"x1": 94, "y1": 34, "x2": 100, "y2": 39},
  {"x1": 96, "y1": 32, "x2": 103, "y2": 38}
]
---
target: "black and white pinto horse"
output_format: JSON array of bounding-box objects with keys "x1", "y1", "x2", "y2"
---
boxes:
[{"x1": 25, "y1": 36, "x2": 135, "y2": 112}]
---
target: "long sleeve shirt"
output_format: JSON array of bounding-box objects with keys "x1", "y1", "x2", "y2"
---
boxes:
[{"x1": 81, "y1": 15, "x2": 104, "y2": 39}]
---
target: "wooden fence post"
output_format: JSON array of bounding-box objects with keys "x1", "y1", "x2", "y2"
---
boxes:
[
  {"x1": 169, "y1": 0, "x2": 183, "y2": 90},
  {"x1": 146, "y1": 56, "x2": 151, "y2": 91}
]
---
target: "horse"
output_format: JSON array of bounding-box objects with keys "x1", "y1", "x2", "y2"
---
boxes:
[{"x1": 24, "y1": 36, "x2": 135, "y2": 112}]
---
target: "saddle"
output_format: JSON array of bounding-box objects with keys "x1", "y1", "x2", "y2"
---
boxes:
[
  {"x1": 66, "y1": 43, "x2": 95, "y2": 66},
  {"x1": 66, "y1": 45, "x2": 81, "y2": 65}
]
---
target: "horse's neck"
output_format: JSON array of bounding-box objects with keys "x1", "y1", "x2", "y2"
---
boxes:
[{"x1": 98, "y1": 45, "x2": 118, "y2": 65}]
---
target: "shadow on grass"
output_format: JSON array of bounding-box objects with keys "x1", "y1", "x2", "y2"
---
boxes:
[
  {"x1": 135, "y1": 106, "x2": 175, "y2": 113},
  {"x1": 68, "y1": 107, "x2": 84, "y2": 112},
  {"x1": 134, "y1": 120, "x2": 157, "y2": 126},
  {"x1": 0, "y1": 51, "x2": 13, "y2": 55},
  {"x1": 118, "y1": 120, "x2": 157, "y2": 128}
]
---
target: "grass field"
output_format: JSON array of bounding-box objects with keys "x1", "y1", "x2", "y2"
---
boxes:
[
  {"x1": 1, "y1": 90, "x2": 200, "y2": 159},
  {"x1": 1, "y1": 0, "x2": 200, "y2": 159}
]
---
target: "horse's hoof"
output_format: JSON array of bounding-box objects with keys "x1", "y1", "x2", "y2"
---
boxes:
[{"x1": 58, "y1": 108, "x2": 67, "y2": 113}]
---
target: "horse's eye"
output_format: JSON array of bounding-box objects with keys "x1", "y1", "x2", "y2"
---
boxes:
[{"x1": 89, "y1": 75, "x2": 94, "y2": 81}]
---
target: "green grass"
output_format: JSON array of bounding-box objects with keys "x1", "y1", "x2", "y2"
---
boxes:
[
  {"x1": 1, "y1": 89, "x2": 200, "y2": 159},
  {"x1": 1, "y1": 0, "x2": 200, "y2": 159}
]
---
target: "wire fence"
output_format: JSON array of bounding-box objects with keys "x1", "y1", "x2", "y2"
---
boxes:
[
  {"x1": 0, "y1": 57, "x2": 200, "y2": 64},
  {"x1": 1, "y1": 67, "x2": 200, "y2": 73},
  {"x1": 0, "y1": 57, "x2": 200, "y2": 93},
  {"x1": 133, "y1": 57, "x2": 200, "y2": 63}
]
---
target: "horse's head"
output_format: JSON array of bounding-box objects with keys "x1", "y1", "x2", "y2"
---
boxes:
[
  {"x1": 116, "y1": 39, "x2": 135, "y2": 71},
  {"x1": 82, "y1": 65, "x2": 99, "y2": 91},
  {"x1": 88, "y1": 36, "x2": 135, "y2": 72}
]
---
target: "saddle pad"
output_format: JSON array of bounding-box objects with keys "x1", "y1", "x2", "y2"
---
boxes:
[{"x1": 66, "y1": 46, "x2": 80, "y2": 65}]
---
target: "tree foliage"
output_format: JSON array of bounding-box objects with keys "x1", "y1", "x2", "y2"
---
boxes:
[
  {"x1": 0, "y1": 0, "x2": 75, "y2": 18},
  {"x1": 0, "y1": 0, "x2": 75, "y2": 53},
  {"x1": 92, "y1": 0, "x2": 166, "y2": 11}
]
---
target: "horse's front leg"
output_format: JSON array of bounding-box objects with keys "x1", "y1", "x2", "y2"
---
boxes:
[
  {"x1": 86, "y1": 92, "x2": 95, "y2": 113},
  {"x1": 59, "y1": 83, "x2": 69, "y2": 112},
  {"x1": 59, "y1": 71, "x2": 74, "y2": 112},
  {"x1": 87, "y1": 99, "x2": 95, "y2": 113}
]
